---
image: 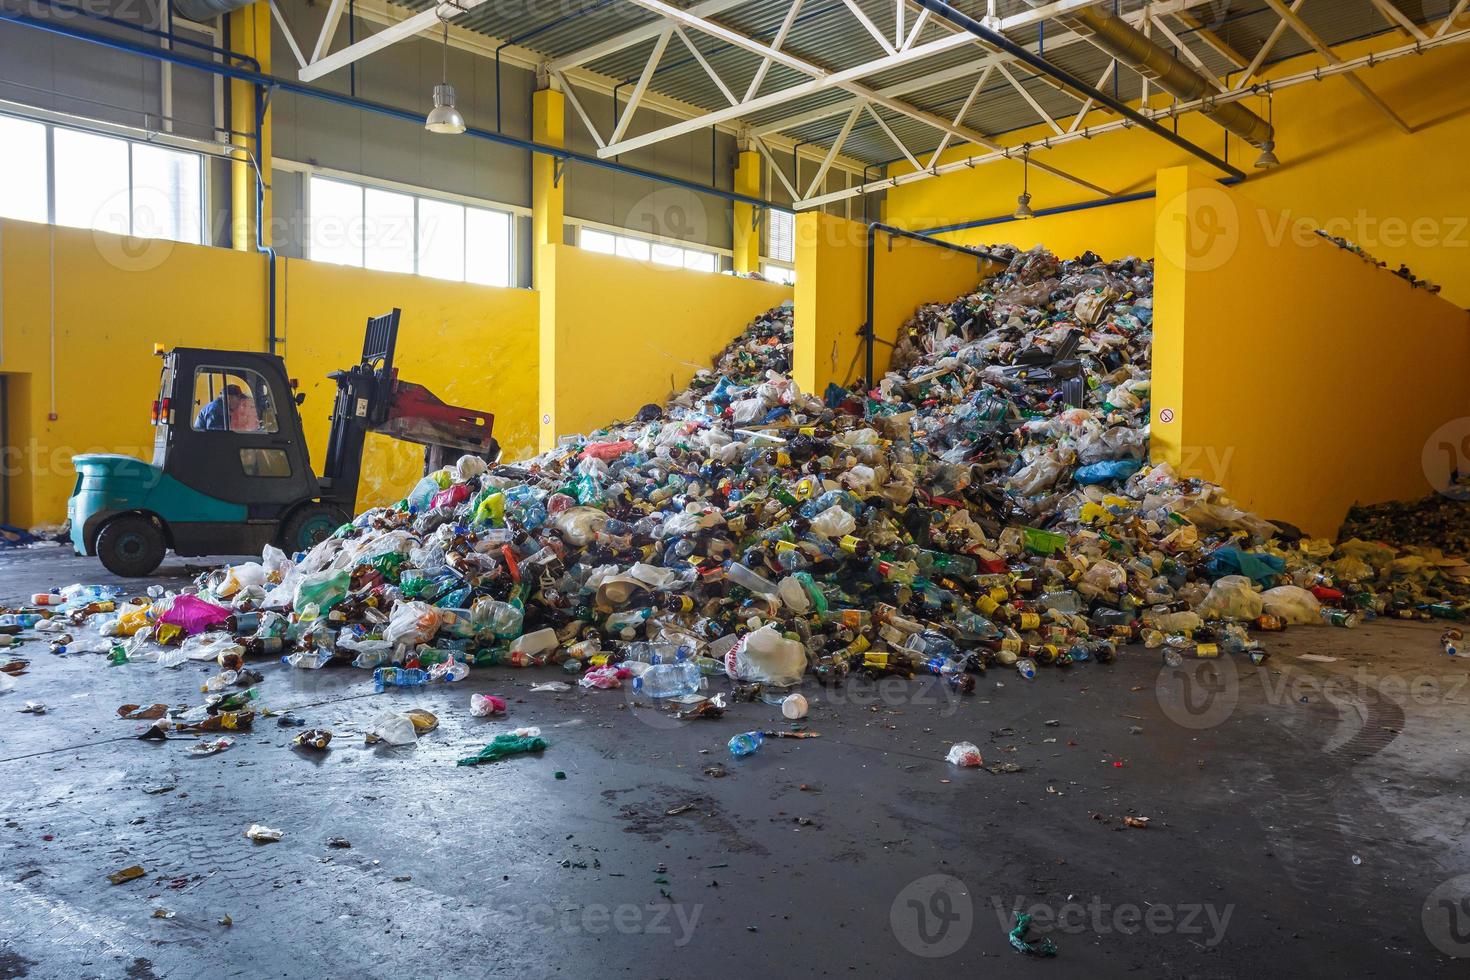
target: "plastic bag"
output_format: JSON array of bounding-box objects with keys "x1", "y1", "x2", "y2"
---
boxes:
[
  {"x1": 383, "y1": 601, "x2": 442, "y2": 647},
  {"x1": 946, "y1": 742, "x2": 984, "y2": 767},
  {"x1": 1260, "y1": 585, "x2": 1321, "y2": 625},
  {"x1": 293, "y1": 569, "x2": 351, "y2": 614},
  {"x1": 1195, "y1": 575, "x2": 1263, "y2": 620},
  {"x1": 157, "y1": 594, "x2": 232, "y2": 636},
  {"x1": 724, "y1": 624, "x2": 806, "y2": 686}
]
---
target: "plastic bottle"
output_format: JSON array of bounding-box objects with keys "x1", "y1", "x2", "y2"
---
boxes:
[
  {"x1": 623, "y1": 641, "x2": 685, "y2": 664},
  {"x1": 373, "y1": 666, "x2": 429, "y2": 692},
  {"x1": 282, "y1": 648, "x2": 332, "y2": 669},
  {"x1": 1016, "y1": 657, "x2": 1037, "y2": 680},
  {"x1": 725, "y1": 562, "x2": 778, "y2": 596},
  {"x1": 633, "y1": 662, "x2": 702, "y2": 698},
  {"x1": 728, "y1": 731, "x2": 765, "y2": 757}
]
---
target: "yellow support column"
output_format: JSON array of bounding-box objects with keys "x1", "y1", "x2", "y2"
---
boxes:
[
  {"x1": 228, "y1": 1, "x2": 271, "y2": 251},
  {"x1": 732, "y1": 146, "x2": 760, "y2": 275},
  {"x1": 534, "y1": 82, "x2": 566, "y2": 451}
]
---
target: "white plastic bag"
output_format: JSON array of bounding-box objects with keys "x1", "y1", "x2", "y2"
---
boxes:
[
  {"x1": 1261, "y1": 585, "x2": 1321, "y2": 625},
  {"x1": 1196, "y1": 575, "x2": 1264, "y2": 620},
  {"x1": 382, "y1": 601, "x2": 441, "y2": 647},
  {"x1": 724, "y1": 624, "x2": 806, "y2": 686}
]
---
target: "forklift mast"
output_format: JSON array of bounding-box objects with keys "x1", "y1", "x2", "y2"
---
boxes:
[
  {"x1": 320, "y1": 309, "x2": 498, "y2": 515},
  {"x1": 319, "y1": 310, "x2": 401, "y2": 513}
]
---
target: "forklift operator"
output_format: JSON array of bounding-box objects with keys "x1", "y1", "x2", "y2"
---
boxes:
[{"x1": 195, "y1": 384, "x2": 263, "y2": 432}]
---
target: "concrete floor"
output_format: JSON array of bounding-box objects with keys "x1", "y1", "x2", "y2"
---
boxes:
[{"x1": 1, "y1": 545, "x2": 1468, "y2": 979}]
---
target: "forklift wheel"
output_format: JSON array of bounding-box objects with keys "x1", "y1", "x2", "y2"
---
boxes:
[
  {"x1": 95, "y1": 515, "x2": 167, "y2": 578},
  {"x1": 280, "y1": 504, "x2": 349, "y2": 555}
]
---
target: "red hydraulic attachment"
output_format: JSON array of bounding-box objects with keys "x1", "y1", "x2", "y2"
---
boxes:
[{"x1": 371, "y1": 371, "x2": 497, "y2": 458}]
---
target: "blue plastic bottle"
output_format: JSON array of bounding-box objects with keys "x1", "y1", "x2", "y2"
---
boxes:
[{"x1": 728, "y1": 731, "x2": 764, "y2": 758}]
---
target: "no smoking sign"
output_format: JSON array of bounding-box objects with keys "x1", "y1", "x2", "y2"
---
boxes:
[{"x1": 1158, "y1": 408, "x2": 1176, "y2": 423}]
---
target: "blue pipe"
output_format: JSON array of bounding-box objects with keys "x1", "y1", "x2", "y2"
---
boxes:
[{"x1": 0, "y1": 9, "x2": 786, "y2": 214}]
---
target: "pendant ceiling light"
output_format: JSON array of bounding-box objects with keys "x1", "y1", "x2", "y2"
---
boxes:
[
  {"x1": 1013, "y1": 151, "x2": 1035, "y2": 220},
  {"x1": 425, "y1": 17, "x2": 466, "y2": 135}
]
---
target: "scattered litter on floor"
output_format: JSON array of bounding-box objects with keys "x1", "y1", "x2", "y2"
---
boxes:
[
  {"x1": 456, "y1": 730, "x2": 548, "y2": 766},
  {"x1": 19, "y1": 700, "x2": 45, "y2": 714},
  {"x1": 107, "y1": 865, "x2": 146, "y2": 885},
  {"x1": 945, "y1": 741, "x2": 984, "y2": 767},
  {"x1": 187, "y1": 737, "x2": 234, "y2": 757},
  {"x1": 244, "y1": 824, "x2": 283, "y2": 843},
  {"x1": 1008, "y1": 911, "x2": 1058, "y2": 957}
]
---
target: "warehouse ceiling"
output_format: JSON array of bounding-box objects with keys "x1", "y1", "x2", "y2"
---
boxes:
[{"x1": 292, "y1": 0, "x2": 1470, "y2": 207}]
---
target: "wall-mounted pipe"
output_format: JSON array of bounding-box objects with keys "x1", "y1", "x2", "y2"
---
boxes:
[
  {"x1": 909, "y1": 0, "x2": 1244, "y2": 179},
  {"x1": 863, "y1": 223, "x2": 1008, "y2": 386},
  {"x1": 1027, "y1": 1, "x2": 1272, "y2": 146}
]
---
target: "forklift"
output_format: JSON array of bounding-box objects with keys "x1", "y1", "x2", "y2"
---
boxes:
[{"x1": 68, "y1": 310, "x2": 499, "y2": 576}]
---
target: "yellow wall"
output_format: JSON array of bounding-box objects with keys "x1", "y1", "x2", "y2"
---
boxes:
[
  {"x1": 0, "y1": 218, "x2": 540, "y2": 525},
  {"x1": 278, "y1": 259, "x2": 539, "y2": 509},
  {"x1": 793, "y1": 213, "x2": 1001, "y2": 395},
  {"x1": 885, "y1": 36, "x2": 1470, "y2": 305},
  {"x1": 538, "y1": 244, "x2": 792, "y2": 449},
  {"x1": 1153, "y1": 168, "x2": 1470, "y2": 536},
  {"x1": 0, "y1": 220, "x2": 267, "y2": 525}
]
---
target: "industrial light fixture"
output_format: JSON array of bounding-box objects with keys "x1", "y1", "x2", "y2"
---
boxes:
[
  {"x1": 1013, "y1": 151, "x2": 1035, "y2": 220},
  {"x1": 425, "y1": 17, "x2": 465, "y2": 135},
  {"x1": 1254, "y1": 91, "x2": 1279, "y2": 170}
]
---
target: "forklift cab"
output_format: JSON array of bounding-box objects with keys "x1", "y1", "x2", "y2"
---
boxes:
[{"x1": 154, "y1": 349, "x2": 320, "y2": 509}]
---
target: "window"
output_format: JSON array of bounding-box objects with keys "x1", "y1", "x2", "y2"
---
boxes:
[
  {"x1": 465, "y1": 208, "x2": 511, "y2": 287},
  {"x1": 241, "y1": 448, "x2": 292, "y2": 478},
  {"x1": 307, "y1": 174, "x2": 514, "y2": 287},
  {"x1": 580, "y1": 228, "x2": 616, "y2": 255},
  {"x1": 364, "y1": 187, "x2": 415, "y2": 274},
  {"x1": 762, "y1": 262, "x2": 796, "y2": 286},
  {"x1": 191, "y1": 368, "x2": 278, "y2": 434},
  {"x1": 39, "y1": 123, "x2": 204, "y2": 243},
  {"x1": 0, "y1": 116, "x2": 48, "y2": 224},
  {"x1": 53, "y1": 129, "x2": 130, "y2": 236},
  {"x1": 767, "y1": 209, "x2": 795, "y2": 264},
  {"x1": 577, "y1": 226, "x2": 718, "y2": 273},
  {"x1": 132, "y1": 144, "x2": 203, "y2": 245}
]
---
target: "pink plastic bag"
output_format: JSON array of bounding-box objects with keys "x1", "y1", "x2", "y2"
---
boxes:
[
  {"x1": 430, "y1": 483, "x2": 472, "y2": 511},
  {"x1": 158, "y1": 594, "x2": 233, "y2": 636},
  {"x1": 578, "y1": 665, "x2": 627, "y2": 690}
]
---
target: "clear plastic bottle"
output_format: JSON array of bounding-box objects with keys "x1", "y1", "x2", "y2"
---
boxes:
[
  {"x1": 283, "y1": 648, "x2": 333, "y2": 669},
  {"x1": 373, "y1": 666, "x2": 429, "y2": 693},
  {"x1": 1016, "y1": 657, "x2": 1038, "y2": 680},
  {"x1": 633, "y1": 662, "x2": 703, "y2": 698}
]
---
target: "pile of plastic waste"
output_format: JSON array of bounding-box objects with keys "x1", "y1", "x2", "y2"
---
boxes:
[
  {"x1": 17, "y1": 245, "x2": 1470, "y2": 735},
  {"x1": 1315, "y1": 229, "x2": 1441, "y2": 293}
]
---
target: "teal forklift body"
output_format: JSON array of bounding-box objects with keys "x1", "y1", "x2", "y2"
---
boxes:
[{"x1": 68, "y1": 453, "x2": 246, "y2": 555}]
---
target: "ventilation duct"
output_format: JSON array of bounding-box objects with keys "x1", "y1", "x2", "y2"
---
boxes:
[
  {"x1": 172, "y1": 0, "x2": 256, "y2": 24},
  {"x1": 1027, "y1": 2, "x2": 1273, "y2": 147}
]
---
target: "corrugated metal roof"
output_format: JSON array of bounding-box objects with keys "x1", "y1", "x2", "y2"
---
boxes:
[{"x1": 388, "y1": 0, "x2": 1438, "y2": 168}]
